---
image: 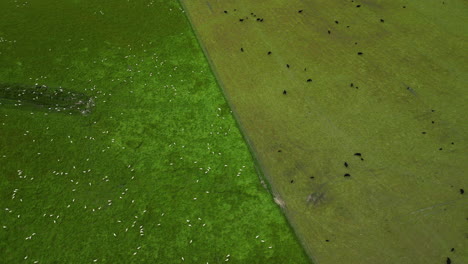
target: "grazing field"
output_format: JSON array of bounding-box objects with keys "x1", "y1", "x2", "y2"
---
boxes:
[
  {"x1": 0, "y1": 0, "x2": 311, "y2": 263},
  {"x1": 180, "y1": 0, "x2": 468, "y2": 263}
]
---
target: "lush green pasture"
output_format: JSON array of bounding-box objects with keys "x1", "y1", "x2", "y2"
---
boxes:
[{"x1": 0, "y1": 0, "x2": 310, "y2": 263}]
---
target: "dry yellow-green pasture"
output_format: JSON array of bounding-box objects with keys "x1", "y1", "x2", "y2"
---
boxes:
[{"x1": 180, "y1": 0, "x2": 467, "y2": 263}]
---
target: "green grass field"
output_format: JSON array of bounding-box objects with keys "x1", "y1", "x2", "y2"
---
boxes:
[
  {"x1": 0, "y1": 0, "x2": 311, "y2": 263},
  {"x1": 180, "y1": 0, "x2": 467, "y2": 263}
]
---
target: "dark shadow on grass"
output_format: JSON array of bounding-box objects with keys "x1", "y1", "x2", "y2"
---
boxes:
[{"x1": 0, "y1": 83, "x2": 95, "y2": 115}]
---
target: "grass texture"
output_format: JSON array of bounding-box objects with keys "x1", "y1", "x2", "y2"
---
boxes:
[
  {"x1": 0, "y1": 0, "x2": 311, "y2": 263},
  {"x1": 180, "y1": 0, "x2": 467, "y2": 263}
]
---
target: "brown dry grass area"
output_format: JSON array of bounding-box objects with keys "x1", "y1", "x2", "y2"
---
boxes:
[{"x1": 180, "y1": 1, "x2": 468, "y2": 263}]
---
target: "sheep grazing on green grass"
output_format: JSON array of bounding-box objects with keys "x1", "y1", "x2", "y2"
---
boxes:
[{"x1": 0, "y1": 83, "x2": 95, "y2": 115}]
